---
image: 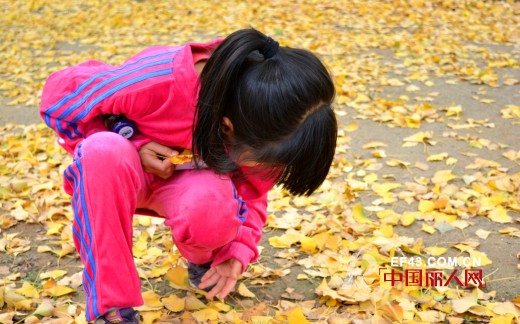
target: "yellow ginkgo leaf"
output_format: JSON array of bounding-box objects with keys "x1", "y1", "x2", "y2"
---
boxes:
[
  {"x1": 162, "y1": 294, "x2": 185, "y2": 312},
  {"x1": 362, "y1": 141, "x2": 387, "y2": 149},
  {"x1": 493, "y1": 302, "x2": 520, "y2": 317},
  {"x1": 502, "y1": 150, "x2": 520, "y2": 161},
  {"x1": 252, "y1": 316, "x2": 274, "y2": 324},
  {"x1": 451, "y1": 289, "x2": 478, "y2": 313},
  {"x1": 402, "y1": 131, "x2": 434, "y2": 146},
  {"x1": 169, "y1": 153, "x2": 195, "y2": 165},
  {"x1": 352, "y1": 203, "x2": 373, "y2": 224},
  {"x1": 354, "y1": 93, "x2": 371, "y2": 103},
  {"x1": 432, "y1": 170, "x2": 458, "y2": 184},
  {"x1": 379, "y1": 302, "x2": 404, "y2": 322},
  {"x1": 445, "y1": 105, "x2": 463, "y2": 117},
  {"x1": 269, "y1": 231, "x2": 301, "y2": 248},
  {"x1": 475, "y1": 229, "x2": 491, "y2": 239},
  {"x1": 424, "y1": 246, "x2": 447, "y2": 256},
  {"x1": 418, "y1": 200, "x2": 435, "y2": 213},
  {"x1": 192, "y1": 308, "x2": 219, "y2": 322},
  {"x1": 467, "y1": 249, "x2": 492, "y2": 266},
  {"x1": 32, "y1": 300, "x2": 54, "y2": 317},
  {"x1": 315, "y1": 279, "x2": 349, "y2": 302},
  {"x1": 488, "y1": 206, "x2": 512, "y2": 224},
  {"x1": 421, "y1": 223, "x2": 436, "y2": 234},
  {"x1": 288, "y1": 307, "x2": 310, "y2": 324},
  {"x1": 300, "y1": 236, "x2": 317, "y2": 254},
  {"x1": 427, "y1": 152, "x2": 449, "y2": 161},
  {"x1": 479, "y1": 98, "x2": 496, "y2": 104},
  {"x1": 40, "y1": 270, "x2": 68, "y2": 280},
  {"x1": 386, "y1": 159, "x2": 412, "y2": 167},
  {"x1": 400, "y1": 212, "x2": 416, "y2": 226},
  {"x1": 184, "y1": 296, "x2": 207, "y2": 311},
  {"x1": 402, "y1": 239, "x2": 423, "y2": 256},
  {"x1": 344, "y1": 122, "x2": 358, "y2": 132},
  {"x1": 165, "y1": 266, "x2": 189, "y2": 288},
  {"x1": 142, "y1": 290, "x2": 163, "y2": 308},
  {"x1": 4, "y1": 289, "x2": 25, "y2": 308},
  {"x1": 372, "y1": 183, "x2": 402, "y2": 196},
  {"x1": 446, "y1": 157, "x2": 458, "y2": 165},
  {"x1": 140, "y1": 311, "x2": 162, "y2": 324},
  {"x1": 380, "y1": 224, "x2": 394, "y2": 238},
  {"x1": 238, "y1": 283, "x2": 256, "y2": 298},
  {"x1": 44, "y1": 284, "x2": 75, "y2": 297},
  {"x1": 46, "y1": 222, "x2": 65, "y2": 235},
  {"x1": 208, "y1": 301, "x2": 233, "y2": 312},
  {"x1": 15, "y1": 282, "x2": 39, "y2": 299}
]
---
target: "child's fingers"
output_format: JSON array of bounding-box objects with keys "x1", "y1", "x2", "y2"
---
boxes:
[
  {"x1": 160, "y1": 158, "x2": 175, "y2": 176},
  {"x1": 201, "y1": 267, "x2": 217, "y2": 282},
  {"x1": 199, "y1": 273, "x2": 219, "y2": 290},
  {"x1": 141, "y1": 153, "x2": 164, "y2": 171},
  {"x1": 145, "y1": 141, "x2": 178, "y2": 158},
  {"x1": 216, "y1": 278, "x2": 236, "y2": 299},
  {"x1": 139, "y1": 142, "x2": 177, "y2": 178},
  {"x1": 205, "y1": 278, "x2": 227, "y2": 300},
  {"x1": 145, "y1": 156, "x2": 173, "y2": 179}
]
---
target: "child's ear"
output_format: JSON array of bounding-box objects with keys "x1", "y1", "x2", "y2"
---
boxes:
[{"x1": 221, "y1": 117, "x2": 234, "y2": 136}]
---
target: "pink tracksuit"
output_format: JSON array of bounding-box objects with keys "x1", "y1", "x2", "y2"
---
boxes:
[{"x1": 40, "y1": 39, "x2": 274, "y2": 321}]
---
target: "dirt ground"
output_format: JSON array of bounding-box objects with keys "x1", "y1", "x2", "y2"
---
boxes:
[{"x1": 0, "y1": 40, "x2": 519, "y2": 316}]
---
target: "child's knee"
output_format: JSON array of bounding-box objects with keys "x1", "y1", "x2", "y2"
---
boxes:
[
  {"x1": 79, "y1": 132, "x2": 135, "y2": 162},
  {"x1": 183, "y1": 214, "x2": 239, "y2": 249},
  {"x1": 168, "y1": 173, "x2": 244, "y2": 249}
]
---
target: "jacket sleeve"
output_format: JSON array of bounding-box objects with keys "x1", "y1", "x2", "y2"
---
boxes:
[
  {"x1": 211, "y1": 168, "x2": 276, "y2": 272},
  {"x1": 39, "y1": 46, "x2": 178, "y2": 154},
  {"x1": 40, "y1": 60, "x2": 114, "y2": 153}
]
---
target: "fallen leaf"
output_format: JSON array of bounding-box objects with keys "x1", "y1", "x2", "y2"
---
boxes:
[
  {"x1": 162, "y1": 294, "x2": 184, "y2": 313},
  {"x1": 16, "y1": 282, "x2": 39, "y2": 298},
  {"x1": 33, "y1": 299, "x2": 54, "y2": 317},
  {"x1": 401, "y1": 212, "x2": 416, "y2": 226},
  {"x1": 238, "y1": 283, "x2": 256, "y2": 298},
  {"x1": 40, "y1": 270, "x2": 68, "y2": 280},
  {"x1": 192, "y1": 308, "x2": 219, "y2": 322},
  {"x1": 475, "y1": 229, "x2": 491, "y2": 239},
  {"x1": 488, "y1": 206, "x2": 512, "y2": 223},
  {"x1": 165, "y1": 266, "x2": 189, "y2": 288},
  {"x1": 451, "y1": 290, "x2": 478, "y2": 313},
  {"x1": 140, "y1": 311, "x2": 162, "y2": 324},
  {"x1": 424, "y1": 246, "x2": 447, "y2": 256},
  {"x1": 142, "y1": 290, "x2": 163, "y2": 308},
  {"x1": 185, "y1": 295, "x2": 207, "y2": 311},
  {"x1": 288, "y1": 307, "x2": 310, "y2": 324},
  {"x1": 351, "y1": 203, "x2": 373, "y2": 224},
  {"x1": 432, "y1": 170, "x2": 458, "y2": 184}
]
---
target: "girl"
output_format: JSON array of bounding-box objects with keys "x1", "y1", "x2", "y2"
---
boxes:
[{"x1": 40, "y1": 28, "x2": 336, "y2": 323}]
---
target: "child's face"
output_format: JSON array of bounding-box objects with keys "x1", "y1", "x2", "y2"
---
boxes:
[
  {"x1": 226, "y1": 140, "x2": 261, "y2": 167},
  {"x1": 235, "y1": 149, "x2": 259, "y2": 167},
  {"x1": 222, "y1": 116, "x2": 274, "y2": 168}
]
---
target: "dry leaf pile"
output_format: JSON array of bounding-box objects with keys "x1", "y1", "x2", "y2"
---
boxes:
[{"x1": 1, "y1": 0, "x2": 520, "y2": 323}]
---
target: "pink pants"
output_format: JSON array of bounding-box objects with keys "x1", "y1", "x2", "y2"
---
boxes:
[{"x1": 63, "y1": 132, "x2": 244, "y2": 321}]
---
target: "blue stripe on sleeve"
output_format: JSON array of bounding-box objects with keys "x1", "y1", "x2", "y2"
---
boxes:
[
  {"x1": 58, "y1": 58, "x2": 173, "y2": 120},
  {"x1": 71, "y1": 68, "x2": 173, "y2": 122},
  {"x1": 45, "y1": 51, "x2": 177, "y2": 115}
]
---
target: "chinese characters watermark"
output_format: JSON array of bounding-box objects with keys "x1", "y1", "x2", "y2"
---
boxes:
[{"x1": 379, "y1": 257, "x2": 486, "y2": 288}]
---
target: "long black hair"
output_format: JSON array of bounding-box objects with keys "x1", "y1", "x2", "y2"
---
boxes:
[{"x1": 193, "y1": 28, "x2": 336, "y2": 196}]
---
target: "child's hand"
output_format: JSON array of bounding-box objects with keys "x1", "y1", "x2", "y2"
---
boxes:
[
  {"x1": 139, "y1": 141, "x2": 178, "y2": 179},
  {"x1": 199, "y1": 259, "x2": 242, "y2": 300}
]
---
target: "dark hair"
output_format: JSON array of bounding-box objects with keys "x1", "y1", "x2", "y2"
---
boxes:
[{"x1": 193, "y1": 28, "x2": 337, "y2": 196}]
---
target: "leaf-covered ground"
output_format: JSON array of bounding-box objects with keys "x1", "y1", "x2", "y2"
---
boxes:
[{"x1": 1, "y1": 1, "x2": 519, "y2": 323}]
